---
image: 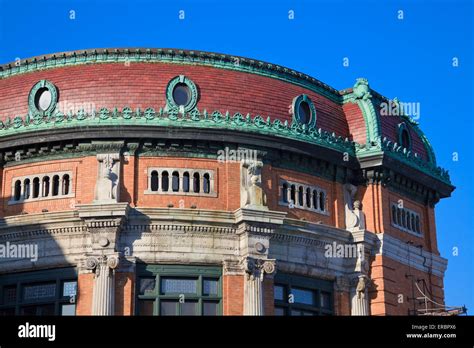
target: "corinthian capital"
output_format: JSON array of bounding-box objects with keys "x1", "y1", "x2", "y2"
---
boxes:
[
  {"x1": 85, "y1": 254, "x2": 120, "y2": 276},
  {"x1": 243, "y1": 257, "x2": 276, "y2": 280}
]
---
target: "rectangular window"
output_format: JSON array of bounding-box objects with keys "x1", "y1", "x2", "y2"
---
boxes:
[
  {"x1": 23, "y1": 283, "x2": 56, "y2": 301},
  {"x1": 136, "y1": 265, "x2": 222, "y2": 316},
  {"x1": 274, "y1": 273, "x2": 333, "y2": 316},
  {"x1": 0, "y1": 268, "x2": 77, "y2": 316},
  {"x1": 278, "y1": 179, "x2": 328, "y2": 215}
]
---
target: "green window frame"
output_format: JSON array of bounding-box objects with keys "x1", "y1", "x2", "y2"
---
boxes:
[
  {"x1": 274, "y1": 273, "x2": 334, "y2": 316},
  {"x1": 136, "y1": 264, "x2": 222, "y2": 316},
  {"x1": 0, "y1": 267, "x2": 77, "y2": 316}
]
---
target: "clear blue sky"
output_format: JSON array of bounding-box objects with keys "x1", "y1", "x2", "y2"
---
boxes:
[{"x1": 0, "y1": 0, "x2": 472, "y2": 313}]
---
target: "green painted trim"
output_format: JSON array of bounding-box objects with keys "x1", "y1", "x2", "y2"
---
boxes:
[
  {"x1": 0, "y1": 106, "x2": 357, "y2": 156},
  {"x1": 291, "y1": 94, "x2": 317, "y2": 128},
  {"x1": 355, "y1": 137, "x2": 451, "y2": 184},
  {"x1": 165, "y1": 75, "x2": 199, "y2": 112},
  {"x1": 0, "y1": 48, "x2": 343, "y2": 104},
  {"x1": 28, "y1": 80, "x2": 58, "y2": 116},
  {"x1": 342, "y1": 78, "x2": 381, "y2": 144}
]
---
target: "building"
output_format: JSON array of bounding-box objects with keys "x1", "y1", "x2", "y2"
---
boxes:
[{"x1": 0, "y1": 48, "x2": 454, "y2": 316}]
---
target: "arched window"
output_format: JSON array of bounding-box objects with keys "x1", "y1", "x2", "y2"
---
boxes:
[
  {"x1": 411, "y1": 214, "x2": 415, "y2": 232},
  {"x1": 397, "y1": 208, "x2": 402, "y2": 226},
  {"x1": 392, "y1": 205, "x2": 397, "y2": 225},
  {"x1": 32, "y1": 177, "x2": 40, "y2": 198},
  {"x1": 23, "y1": 179, "x2": 30, "y2": 199},
  {"x1": 42, "y1": 176, "x2": 50, "y2": 197},
  {"x1": 150, "y1": 171, "x2": 159, "y2": 192},
  {"x1": 319, "y1": 192, "x2": 325, "y2": 212},
  {"x1": 305, "y1": 188, "x2": 311, "y2": 208},
  {"x1": 52, "y1": 175, "x2": 60, "y2": 196},
  {"x1": 183, "y1": 172, "x2": 190, "y2": 192},
  {"x1": 203, "y1": 173, "x2": 210, "y2": 194},
  {"x1": 172, "y1": 171, "x2": 180, "y2": 192},
  {"x1": 161, "y1": 171, "x2": 169, "y2": 192},
  {"x1": 401, "y1": 130, "x2": 410, "y2": 149},
  {"x1": 312, "y1": 190, "x2": 318, "y2": 210},
  {"x1": 290, "y1": 185, "x2": 296, "y2": 205},
  {"x1": 13, "y1": 180, "x2": 21, "y2": 201},
  {"x1": 282, "y1": 183, "x2": 288, "y2": 203},
  {"x1": 401, "y1": 210, "x2": 406, "y2": 228},
  {"x1": 193, "y1": 172, "x2": 200, "y2": 193},
  {"x1": 298, "y1": 186, "x2": 304, "y2": 206},
  {"x1": 415, "y1": 216, "x2": 420, "y2": 233},
  {"x1": 398, "y1": 123, "x2": 412, "y2": 150},
  {"x1": 62, "y1": 174, "x2": 70, "y2": 195}
]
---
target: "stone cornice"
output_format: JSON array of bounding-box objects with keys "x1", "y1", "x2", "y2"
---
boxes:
[
  {"x1": 0, "y1": 48, "x2": 343, "y2": 103},
  {"x1": 375, "y1": 233, "x2": 448, "y2": 278}
]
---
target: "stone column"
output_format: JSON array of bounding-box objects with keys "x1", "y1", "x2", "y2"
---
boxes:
[
  {"x1": 243, "y1": 257, "x2": 275, "y2": 315},
  {"x1": 86, "y1": 254, "x2": 119, "y2": 315}
]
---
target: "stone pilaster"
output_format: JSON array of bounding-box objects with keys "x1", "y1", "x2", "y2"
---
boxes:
[
  {"x1": 85, "y1": 254, "x2": 119, "y2": 315},
  {"x1": 243, "y1": 257, "x2": 276, "y2": 315}
]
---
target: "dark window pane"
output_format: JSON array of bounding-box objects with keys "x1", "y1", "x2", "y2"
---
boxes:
[
  {"x1": 151, "y1": 171, "x2": 159, "y2": 191},
  {"x1": 161, "y1": 278, "x2": 197, "y2": 294},
  {"x1": 138, "y1": 300, "x2": 154, "y2": 316},
  {"x1": 139, "y1": 278, "x2": 156, "y2": 295},
  {"x1": 320, "y1": 292, "x2": 331, "y2": 309},
  {"x1": 274, "y1": 307, "x2": 285, "y2": 316},
  {"x1": 0, "y1": 308, "x2": 15, "y2": 316},
  {"x1": 3, "y1": 286, "x2": 17, "y2": 304},
  {"x1": 291, "y1": 309, "x2": 303, "y2": 316},
  {"x1": 183, "y1": 172, "x2": 190, "y2": 192},
  {"x1": 181, "y1": 301, "x2": 198, "y2": 316},
  {"x1": 173, "y1": 83, "x2": 191, "y2": 106},
  {"x1": 203, "y1": 279, "x2": 218, "y2": 296},
  {"x1": 172, "y1": 171, "x2": 179, "y2": 192},
  {"x1": 23, "y1": 283, "x2": 56, "y2": 301},
  {"x1": 298, "y1": 101, "x2": 311, "y2": 124},
  {"x1": 274, "y1": 285, "x2": 284, "y2": 301},
  {"x1": 203, "y1": 301, "x2": 218, "y2": 316},
  {"x1": 21, "y1": 304, "x2": 55, "y2": 316},
  {"x1": 291, "y1": 287, "x2": 314, "y2": 305},
  {"x1": 61, "y1": 304, "x2": 76, "y2": 316},
  {"x1": 160, "y1": 300, "x2": 178, "y2": 316}
]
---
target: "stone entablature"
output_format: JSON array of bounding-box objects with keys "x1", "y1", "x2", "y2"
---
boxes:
[{"x1": 0, "y1": 207, "x2": 446, "y2": 278}]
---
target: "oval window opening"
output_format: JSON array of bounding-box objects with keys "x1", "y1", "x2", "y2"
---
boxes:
[
  {"x1": 172, "y1": 83, "x2": 191, "y2": 106},
  {"x1": 298, "y1": 101, "x2": 311, "y2": 124},
  {"x1": 35, "y1": 87, "x2": 52, "y2": 111}
]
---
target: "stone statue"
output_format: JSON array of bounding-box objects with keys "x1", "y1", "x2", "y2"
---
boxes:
[
  {"x1": 356, "y1": 276, "x2": 367, "y2": 299},
  {"x1": 344, "y1": 183, "x2": 365, "y2": 231},
  {"x1": 94, "y1": 154, "x2": 120, "y2": 203},
  {"x1": 241, "y1": 160, "x2": 267, "y2": 210}
]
